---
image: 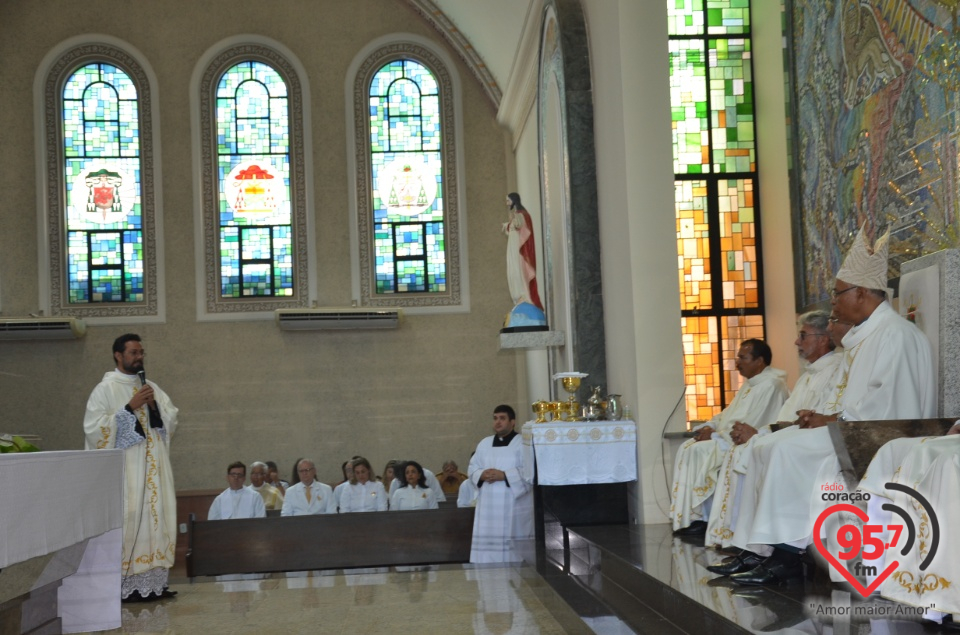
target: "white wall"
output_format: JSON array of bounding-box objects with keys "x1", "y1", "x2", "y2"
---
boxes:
[{"x1": 582, "y1": 0, "x2": 685, "y2": 524}]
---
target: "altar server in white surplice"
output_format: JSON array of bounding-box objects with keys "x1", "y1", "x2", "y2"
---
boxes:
[
  {"x1": 338, "y1": 457, "x2": 388, "y2": 513},
  {"x1": 84, "y1": 333, "x2": 179, "y2": 602},
  {"x1": 281, "y1": 459, "x2": 336, "y2": 516},
  {"x1": 208, "y1": 461, "x2": 266, "y2": 520},
  {"x1": 469, "y1": 405, "x2": 533, "y2": 563},
  {"x1": 728, "y1": 227, "x2": 935, "y2": 588},
  {"x1": 705, "y1": 311, "x2": 841, "y2": 550},
  {"x1": 670, "y1": 339, "x2": 788, "y2": 536}
]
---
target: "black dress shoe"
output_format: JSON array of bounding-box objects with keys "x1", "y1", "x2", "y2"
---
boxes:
[
  {"x1": 730, "y1": 559, "x2": 804, "y2": 586},
  {"x1": 706, "y1": 551, "x2": 764, "y2": 576},
  {"x1": 673, "y1": 521, "x2": 707, "y2": 536},
  {"x1": 159, "y1": 588, "x2": 178, "y2": 599}
]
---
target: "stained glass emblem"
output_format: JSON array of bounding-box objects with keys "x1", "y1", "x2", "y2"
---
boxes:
[
  {"x1": 378, "y1": 160, "x2": 437, "y2": 216},
  {"x1": 226, "y1": 162, "x2": 283, "y2": 215}
]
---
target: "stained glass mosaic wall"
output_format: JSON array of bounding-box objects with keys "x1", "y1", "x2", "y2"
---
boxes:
[
  {"x1": 62, "y1": 62, "x2": 143, "y2": 303},
  {"x1": 669, "y1": 0, "x2": 765, "y2": 421},
  {"x1": 216, "y1": 61, "x2": 293, "y2": 298},
  {"x1": 368, "y1": 59, "x2": 446, "y2": 294}
]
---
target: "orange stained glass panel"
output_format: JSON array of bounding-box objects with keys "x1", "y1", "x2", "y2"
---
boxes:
[
  {"x1": 717, "y1": 178, "x2": 759, "y2": 308},
  {"x1": 681, "y1": 316, "x2": 722, "y2": 422},
  {"x1": 675, "y1": 180, "x2": 712, "y2": 311},
  {"x1": 721, "y1": 314, "x2": 765, "y2": 406}
]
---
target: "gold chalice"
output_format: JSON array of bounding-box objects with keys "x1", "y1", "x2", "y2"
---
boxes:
[
  {"x1": 553, "y1": 372, "x2": 588, "y2": 421},
  {"x1": 532, "y1": 400, "x2": 550, "y2": 423}
]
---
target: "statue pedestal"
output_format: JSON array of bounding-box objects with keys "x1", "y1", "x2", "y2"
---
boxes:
[{"x1": 498, "y1": 330, "x2": 565, "y2": 350}]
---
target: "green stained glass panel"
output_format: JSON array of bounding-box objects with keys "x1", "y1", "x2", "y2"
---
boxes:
[
  {"x1": 707, "y1": 0, "x2": 750, "y2": 35},
  {"x1": 668, "y1": 0, "x2": 704, "y2": 35},
  {"x1": 669, "y1": 40, "x2": 709, "y2": 174},
  {"x1": 708, "y1": 38, "x2": 755, "y2": 173}
]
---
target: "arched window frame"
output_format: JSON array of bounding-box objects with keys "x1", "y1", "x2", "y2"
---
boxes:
[
  {"x1": 36, "y1": 35, "x2": 165, "y2": 323},
  {"x1": 346, "y1": 34, "x2": 469, "y2": 312},
  {"x1": 192, "y1": 36, "x2": 316, "y2": 321}
]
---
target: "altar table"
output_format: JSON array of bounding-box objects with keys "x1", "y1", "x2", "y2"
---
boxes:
[{"x1": 521, "y1": 420, "x2": 638, "y2": 485}]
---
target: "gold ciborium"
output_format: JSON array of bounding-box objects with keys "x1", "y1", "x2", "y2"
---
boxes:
[
  {"x1": 532, "y1": 400, "x2": 551, "y2": 423},
  {"x1": 553, "y1": 372, "x2": 588, "y2": 421}
]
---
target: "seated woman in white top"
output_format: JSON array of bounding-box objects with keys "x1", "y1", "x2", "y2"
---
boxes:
[
  {"x1": 390, "y1": 461, "x2": 439, "y2": 511},
  {"x1": 338, "y1": 457, "x2": 387, "y2": 513}
]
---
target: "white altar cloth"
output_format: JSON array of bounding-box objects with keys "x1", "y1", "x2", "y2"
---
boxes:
[
  {"x1": 522, "y1": 420, "x2": 638, "y2": 485},
  {"x1": 0, "y1": 449, "x2": 123, "y2": 568},
  {"x1": 0, "y1": 449, "x2": 123, "y2": 632}
]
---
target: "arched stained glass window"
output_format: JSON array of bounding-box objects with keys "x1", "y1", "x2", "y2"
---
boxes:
[
  {"x1": 63, "y1": 62, "x2": 143, "y2": 304},
  {"x1": 369, "y1": 59, "x2": 444, "y2": 294},
  {"x1": 40, "y1": 40, "x2": 162, "y2": 321},
  {"x1": 216, "y1": 61, "x2": 292, "y2": 299},
  {"x1": 352, "y1": 41, "x2": 464, "y2": 309},
  {"x1": 668, "y1": 0, "x2": 766, "y2": 421},
  {"x1": 197, "y1": 42, "x2": 311, "y2": 317}
]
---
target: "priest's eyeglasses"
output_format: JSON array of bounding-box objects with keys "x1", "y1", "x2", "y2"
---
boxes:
[
  {"x1": 830, "y1": 286, "x2": 858, "y2": 299},
  {"x1": 798, "y1": 331, "x2": 827, "y2": 340}
]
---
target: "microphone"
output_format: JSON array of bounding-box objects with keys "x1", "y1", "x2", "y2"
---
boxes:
[{"x1": 137, "y1": 369, "x2": 146, "y2": 388}]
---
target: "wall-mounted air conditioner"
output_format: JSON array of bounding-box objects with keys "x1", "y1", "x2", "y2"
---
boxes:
[
  {"x1": 0, "y1": 317, "x2": 86, "y2": 340},
  {"x1": 275, "y1": 308, "x2": 402, "y2": 331}
]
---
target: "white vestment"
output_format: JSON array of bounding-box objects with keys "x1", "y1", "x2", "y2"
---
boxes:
[
  {"x1": 879, "y1": 439, "x2": 960, "y2": 615},
  {"x1": 469, "y1": 433, "x2": 533, "y2": 563},
  {"x1": 734, "y1": 302, "x2": 935, "y2": 555},
  {"x1": 338, "y1": 480, "x2": 388, "y2": 513},
  {"x1": 670, "y1": 366, "x2": 789, "y2": 531},
  {"x1": 390, "y1": 485, "x2": 439, "y2": 510},
  {"x1": 84, "y1": 370, "x2": 179, "y2": 599},
  {"x1": 706, "y1": 351, "x2": 843, "y2": 548},
  {"x1": 281, "y1": 481, "x2": 336, "y2": 516},
  {"x1": 208, "y1": 487, "x2": 266, "y2": 520},
  {"x1": 457, "y1": 477, "x2": 479, "y2": 508}
]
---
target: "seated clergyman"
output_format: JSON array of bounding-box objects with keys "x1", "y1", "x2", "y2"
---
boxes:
[
  {"x1": 247, "y1": 461, "x2": 284, "y2": 511},
  {"x1": 669, "y1": 339, "x2": 789, "y2": 536},
  {"x1": 208, "y1": 461, "x2": 266, "y2": 520}
]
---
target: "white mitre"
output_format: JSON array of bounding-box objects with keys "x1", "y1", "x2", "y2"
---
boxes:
[{"x1": 835, "y1": 225, "x2": 889, "y2": 290}]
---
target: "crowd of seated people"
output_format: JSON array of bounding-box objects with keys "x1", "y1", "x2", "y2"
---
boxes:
[{"x1": 208, "y1": 454, "x2": 480, "y2": 520}]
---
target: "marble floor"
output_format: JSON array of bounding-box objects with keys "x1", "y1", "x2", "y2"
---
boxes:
[
  {"x1": 77, "y1": 563, "x2": 624, "y2": 635},
  {"x1": 565, "y1": 523, "x2": 960, "y2": 635}
]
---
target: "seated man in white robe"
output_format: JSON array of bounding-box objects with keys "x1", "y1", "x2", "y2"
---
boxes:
[
  {"x1": 705, "y1": 310, "x2": 840, "y2": 553},
  {"x1": 728, "y1": 227, "x2": 935, "y2": 586},
  {"x1": 670, "y1": 339, "x2": 789, "y2": 535},
  {"x1": 247, "y1": 461, "x2": 284, "y2": 511},
  {"x1": 208, "y1": 461, "x2": 266, "y2": 520},
  {"x1": 281, "y1": 459, "x2": 336, "y2": 516},
  {"x1": 876, "y1": 432, "x2": 960, "y2": 627}
]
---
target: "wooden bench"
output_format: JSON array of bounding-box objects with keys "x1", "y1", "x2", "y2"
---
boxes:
[{"x1": 186, "y1": 506, "x2": 475, "y2": 577}]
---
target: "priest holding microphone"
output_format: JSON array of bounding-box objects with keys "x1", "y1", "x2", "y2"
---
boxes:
[{"x1": 84, "y1": 333, "x2": 179, "y2": 602}]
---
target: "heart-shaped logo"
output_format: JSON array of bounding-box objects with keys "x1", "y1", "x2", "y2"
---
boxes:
[{"x1": 812, "y1": 503, "x2": 899, "y2": 598}]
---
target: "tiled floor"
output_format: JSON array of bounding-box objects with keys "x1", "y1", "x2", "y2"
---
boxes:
[{"x1": 79, "y1": 564, "x2": 603, "y2": 635}]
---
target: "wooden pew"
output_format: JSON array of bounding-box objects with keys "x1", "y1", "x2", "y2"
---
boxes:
[
  {"x1": 827, "y1": 417, "x2": 957, "y2": 488},
  {"x1": 186, "y1": 506, "x2": 475, "y2": 577}
]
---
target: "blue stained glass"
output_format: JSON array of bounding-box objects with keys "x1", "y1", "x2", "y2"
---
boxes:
[
  {"x1": 62, "y1": 62, "x2": 143, "y2": 304},
  {"x1": 216, "y1": 61, "x2": 294, "y2": 298}
]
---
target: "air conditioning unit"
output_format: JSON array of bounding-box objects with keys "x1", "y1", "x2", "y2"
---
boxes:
[
  {"x1": 275, "y1": 308, "x2": 402, "y2": 331},
  {"x1": 0, "y1": 317, "x2": 87, "y2": 340}
]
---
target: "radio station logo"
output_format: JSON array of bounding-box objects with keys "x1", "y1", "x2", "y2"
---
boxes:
[{"x1": 813, "y1": 482, "x2": 940, "y2": 598}]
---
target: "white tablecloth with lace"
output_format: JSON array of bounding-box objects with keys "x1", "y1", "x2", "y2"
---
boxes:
[{"x1": 521, "y1": 420, "x2": 637, "y2": 485}]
